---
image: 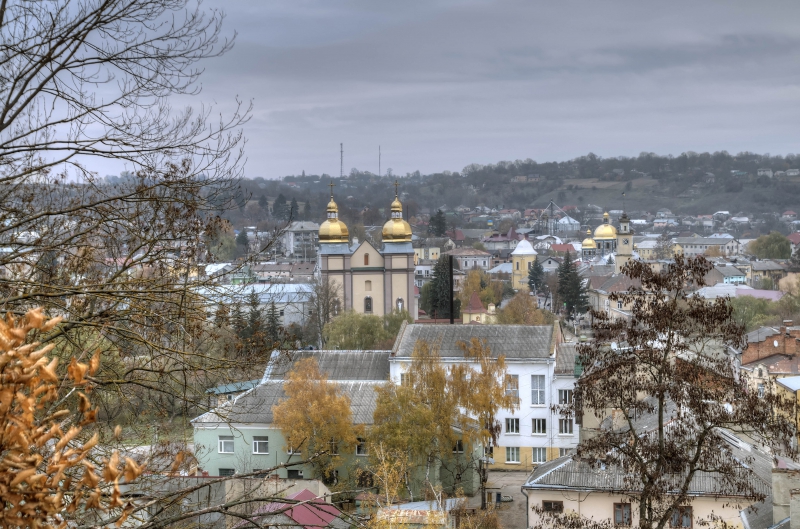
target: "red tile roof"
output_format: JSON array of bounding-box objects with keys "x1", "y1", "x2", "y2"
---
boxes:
[
  {"x1": 462, "y1": 292, "x2": 487, "y2": 314},
  {"x1": 788, "y1": 232, "x2": 800, "y2": 245},
  {"x1": 242, "y1": 489, "x2": 342, "y2": 529}
]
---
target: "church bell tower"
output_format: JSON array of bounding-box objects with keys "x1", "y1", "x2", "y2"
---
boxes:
[{"x1": 615, "y1": 212, "x2": 633, "y2": 274}]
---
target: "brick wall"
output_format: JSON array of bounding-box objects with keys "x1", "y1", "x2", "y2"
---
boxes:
[{"x1": 742, "y1": 325, "x2": 800, "y2": 365}]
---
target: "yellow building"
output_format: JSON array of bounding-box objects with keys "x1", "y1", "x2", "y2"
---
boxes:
[
  {"x1": 461, "y1": 292, "x2": 497, "y2": 324},
  {"x1": 318, "y1": 185, "x2": 417, "y2": 319},
  {"x1": 511, "y1": 239, "x2": 538, "y2": 289}
]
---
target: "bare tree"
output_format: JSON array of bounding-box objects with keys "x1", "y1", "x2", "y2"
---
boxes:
[
  {"x1": 545, "y1": 256, "x2": 796, "y2": 529},
  {"x1": 305, "y1": 274, "x2": 342, "y2": 348}
]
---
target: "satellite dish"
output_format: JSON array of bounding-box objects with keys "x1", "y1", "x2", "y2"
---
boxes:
[{"x1": 774, "y1": 340, "x2": 779, "y2": 347}]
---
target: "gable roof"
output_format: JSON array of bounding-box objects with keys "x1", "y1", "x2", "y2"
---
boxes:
[
  {"x1": 241, "y1": 489, "x2": 347, "y2": 529},
  {"x1": 192, "y1": 380, "x2": 382, "y2": 426},
  {"x1": 462, "y1": 292, "x2": 487, "y2": 314},
  {"x1": 555, "y1": 343, "x2": 578, "y2": 376},
  {"x1": 392, "y1": 323, "x2": 555, "y2": 360},
  {"x1": 265, "y1": 350, "x2": 391, "y2": 381}
]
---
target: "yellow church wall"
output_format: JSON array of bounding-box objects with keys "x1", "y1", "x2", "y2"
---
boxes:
[
  {"x1": 326, "y1": 256, "x2": 344, "y2": 271},
  {"x1": 352, "y1": 272, "x2": 385, "y2": 317},
  {"x1": 351, "y1": 241, "x2": 384, "y2": 269},
  {"x1": 391, "y1": 272, "x2": 409, "y2": 313},
  {"x1": 511, "y1": 256, "x2": 536, "y2": 290}
]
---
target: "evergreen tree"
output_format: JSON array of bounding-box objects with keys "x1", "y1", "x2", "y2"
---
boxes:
[
  {"x1": 273, "y1": 193, "x2": 288, "y2": 220},
  {"x1": 430, "y1": 256, "x2": 455, "y2": 319},
  {"x1": 302, "y1": 200, "x2": 311, "y2": 220},
  {"x1": 231, "y1": 301, "x2": 246, "y2": 339},
  {"x1": 429, "y1": 209, "x2": 447, "y2": 237},
  {"x1": 246, "y1": 290, "x2": 263, "y2": 339},
  {"x1": 235, "y1": 229, "x2": 249, "y2": 250},
  {"x1": 265, "y1": 301, "x2": 282, "y2": 346},
  {"x1": 258, "y1": 194, "x2": 268, "y2": 209},
  {"x1": 527, "y1": 255, "x2": 545, "y2": 292},
  {"x1": 557, "y1": 252, "x2": 588, "y2": 318},
  {"x1": 290, "y1": 197, "x2": 299, "y2": 221}
]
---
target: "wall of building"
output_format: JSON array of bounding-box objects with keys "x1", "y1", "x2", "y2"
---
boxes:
[{"x1": 526, "y1": 490, "x2": 748, "y2": 528}]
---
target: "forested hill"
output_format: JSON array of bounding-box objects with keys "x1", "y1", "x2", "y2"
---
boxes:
[{"x1": 224, "y1": 151, "x2": 800, "y2": 229}]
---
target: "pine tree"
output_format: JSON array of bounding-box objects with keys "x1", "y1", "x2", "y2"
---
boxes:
[
  {"x1": 246, "y1": 290, "x2": 263, "y2": 338},
  {"x1": 236, "y1": 229, "x2": 249, "y2": 250},
  {"x1": 290, "y1": 197, "x2": 299, "y2": 221},
  {"x1": 273, "y1": 193, "x2": 288, "y2": 220},
  {"x1": 258, "y1": 194, "x2": 268, "y2": 209},
  {"x1": 231, "y1": 301, "x2": 246, "y2": 339},
  {"x1": 527, "y1": 255, "x2": 544, "y2": 293},
  {"x1": 429, "y1": 209, "x2": 447, "y2": 237},
  {"x1": 265, "y1": 301, "x2": 282, "y2": 346},
  {"x1": 557, "y1": 252, "x2": 588, "y2": 318}
]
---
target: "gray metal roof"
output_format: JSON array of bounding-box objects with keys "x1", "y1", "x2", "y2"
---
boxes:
[
  {"x1": 751, "y1": 261, "x2": 785, "y2": 271},
  {"x1": 266, "y1": 350, "x2": 391, "y2": 381},
  {"x1": 205, "y1": 380, "x2": 260, "y2": 395},
  {"x1": 192, "y1": 380, "x2": 383, "y2": 426},
  {"x1": 555, "y1": 343, "x2": 578, "y2": 376},
  {"x1": 715, "y1": 266, "x2": 746, "y2": 277},
  {"x1": 392, "y1": 324, "x2": 555, "y2": 359},
  {"x1": 747, "y1": 327, "x2": 779, "y2": 344}
]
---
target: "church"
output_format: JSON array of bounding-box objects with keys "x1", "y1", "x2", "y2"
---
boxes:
[
  {"x1": 581, "y1": 211, "x2": 633, "y2": 274},
  {"x1": 317, "y1": 184, "x2": 418, "y2": 320}
]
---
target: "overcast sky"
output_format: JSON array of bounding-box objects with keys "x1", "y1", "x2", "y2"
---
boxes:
[{"x1": 190, "y1": 0, "x2": 800, "y2": 178}]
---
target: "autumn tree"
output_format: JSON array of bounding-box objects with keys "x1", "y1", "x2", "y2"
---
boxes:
[
  {"x1": 322, "y1": 311, "x2": 391, "y2": 350},
  {"x1": 272, "y1": 358, "x2": 357, "y2": 483},
  {"x1": 654, "y1": 232, "x2": 674, "y2": 260},
  {"x1": 371, "y1": 338, "x2": 516, "y2": 498},
  {"x1": 551, "y1": 256, "x2": 796, "y2": 529},
  {"x1": 750, "y1": 231, "x2": 792, "y2": 259},
  {"x1": 459, "y1": 269, "x2": 503, "y2": 309},
  {"x1": 495, "y1": 291, "x2": 554, "y2": 325}
]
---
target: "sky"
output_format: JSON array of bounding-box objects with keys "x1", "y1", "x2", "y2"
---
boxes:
[{"x1": 158, "y1": 0, "x2": 800, "y2": 178}]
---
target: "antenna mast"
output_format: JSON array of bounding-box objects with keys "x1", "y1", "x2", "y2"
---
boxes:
[
  {"x1": 340, "y1": 143, "x2": 343, "y2": 179},
  {"x1": 379, "y1": 145, "x2": 381, "y2": 177}
]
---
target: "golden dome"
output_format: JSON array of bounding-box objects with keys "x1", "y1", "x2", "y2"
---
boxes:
[
  {"x1": 319, "y1": 191, "x2": 349, "y2": 243},
  {"x1": 594, "y1": 212, "x2": 617, "y2": 240},
  {"x1": 382, "y1": 188, "x2": 412, "y2": 242},
  {"x1": 582, "y1": 228, "x2": 597, "y2": 249}
]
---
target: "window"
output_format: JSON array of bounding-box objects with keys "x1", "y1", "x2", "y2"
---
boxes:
[
  {"x1": 308, "y1": 309, "x2": 314, "y2": 316},
  {"x1": 558, "y1": 389, "x2": 573, "y2": 405},
  {"x1": 516, "y1": 261, "x2": 519, "y2": 270},
  {"x1": 364, "y1": 254, "x2": 369, "y2": 266},
  {"x1": 365, "y1": 280, "x2": 372, "y2": 292},
  {"x1": 252, "y1": 436, "x2": 269, "y2": 454},
  {"x1": 356, "y1": 438, "x2": 368, "y2": 456},
  {"x1": 364, "y1": 296, "x2": 373, "y2": 314},
  {"x1": 532, "y1": 419, "x2": 546, "y2": 435},
  {"x1": 542, "y1": 500, "x2": 563, "y2": 513},
  {"x1": 758, "y1": 368, "x2": 763, "y2": 377},
  {"x1": 218, "y1": 436, "x2": 234, "y2": 454},
  {"x1": 505, "y1": 374, "x2": 519, "y2": 399},
  {"x1": 670, "y1": 507, "x2": 692, "y2": 528},
  {"x1": 484, "y1": 445, "x2": 493, "y2": 456},
  {"x1": 329, "y1": 439, "x2": 339, "y2": 455},
  {"x1": 614, "y1": 503, "x2": 632, "y2": 526},
  {"x1": 505, "y1": 418, "x2": 519, "y2": 434},
  {"x1": 559, "y1": 418, "x2": 573, "y2": 435},
  {"x1": 532, "y1": 448, "x2": 547, "y2": 463},
  {"x1": 453, "y1": 440, "x2": 464, "y2": 453},
  {"x1": 531, "y1": 375, "x2": 545, "y2": 405},
  {"x1": 218, "y1": 468, "x2": 235, "y2": 477},
  {"x1": 400, "y1": 373, "x2": 410, "y2": 386},
  {"x1": 505, "y1": 447, "x2": 520, "y2": 463},
  {"x1": 279, "y1": 309, "x2": 285, "y2": 317},
  {"x1": 559, "y1": 448, "x2": 573, "y2": 457},
  {"x1": 758, "y1": 383, "x2": 765, "y2": 398},
  {"x1": 617, "y1": 300, "x2": 623, "y2": 309}
]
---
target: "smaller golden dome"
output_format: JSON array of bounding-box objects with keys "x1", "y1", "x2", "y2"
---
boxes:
[
  {"x1": 319, "y1": 187, "x2": 349, "y2": 243},
  {"x1": 382, "y1": 188, "x2": 412, "y2": 242},
  {"x1": 594, "y1": 212, "x2": 618, "y2": 240},
  {"x1": 582, "y1": 228, "x2": 597, "y2": 249}
]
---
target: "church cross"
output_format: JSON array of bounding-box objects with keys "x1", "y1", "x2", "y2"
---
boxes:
[
  {"x1": 394, "y1": 180, "x2": 399, "y2": 197},
  {"x1": 329, "y1": 181, "x2": 336, "y2": 198}
]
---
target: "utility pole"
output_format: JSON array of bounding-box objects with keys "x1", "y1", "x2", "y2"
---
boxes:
[
  {"x1": 449, "y1": 255, "x2": 454, "y2": 324},
  {"x1": 340, "y1": 143, "x2": 343, "y2": 179},
  {"x1": 378, "y1": 145, "x2": 381, "y2": 177}
]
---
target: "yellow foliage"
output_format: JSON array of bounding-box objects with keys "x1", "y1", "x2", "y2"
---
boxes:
[
  {"x1": 0, "y1": 309, "x2": 143, "y2": 529},
  {"x1": 495, "y1": 291, "x2": 554, "y2": 325},
  {"x1": 272, "y1": 358, "x2": 357, "y2": 483}
]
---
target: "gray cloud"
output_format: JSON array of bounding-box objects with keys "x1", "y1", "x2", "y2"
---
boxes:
[{"x1": 170, "y1": 0, "x2": 800, "y2": 177}]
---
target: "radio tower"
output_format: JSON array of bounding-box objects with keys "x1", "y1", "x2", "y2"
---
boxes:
[
  {"x1": 378, "y1": 145, "x2": 381, "y2": 177},
  {"x1": 340, "y1": 143, "x2": 343, "y2": 179}
]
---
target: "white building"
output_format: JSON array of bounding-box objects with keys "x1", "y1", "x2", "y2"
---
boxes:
[
  {"x1": 282, "y1": 221, "x2": 320, "y2": 260},
  {"x1": 194, "y1": 283, "x2": 314, "y2": 327},
  {"x1": 757, "y1": 168, "x2": 774, "y2": 178},
  {"x1": 390, "y1": 324, "x2": 579, "y2": 470}
]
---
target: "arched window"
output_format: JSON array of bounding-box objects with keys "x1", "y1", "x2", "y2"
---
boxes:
[
  {"x1": 365, "y1": 280, "x2": 372, "y2": 292},
  {"x1": 516, "y1": 261, "x2": 519, "y2": 271},
  {"x1": 364, "y1": 254, "x2": 369, "y2": 266},
  {"x1": 396, "y1": 298, "x2": 404, "y2": 312},
  {"x1": 364, "y1": 297, "x2": 373, "y2": 314}
]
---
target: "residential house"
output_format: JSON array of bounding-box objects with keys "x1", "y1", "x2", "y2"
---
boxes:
[
  {"x1": 782, "y1": 211, "x2": 797, "y2": 222},
  {"x1": 741, "y1": 322, "x2": 800, "y2": 405},
  {"x1": 705, "y1": 264, "x2": 747, "y2": 285},
  {"x1": 206, "y1": 380, "x2": 260, "y2": 408},
  {"x1": 481, "y1": 227, "x2": 522, "y2": 251},
  {"x1": 634, "y1": 239, "x2": 658, "y2": 260},
  {"x1": 195, "y1": 283, "x2": 314, "y2": 327},
  {"x1": 672, "y1": 236, "x2": 740, "y2": 257},
  {"x1": 787, "y1": 232, "x2": 800, "y2": 253},
  {"x1": 786, "y1": 169, "x2": 800, "y2": 177},
  {"x1": 282, "y1": 221, "x2": 320, "y2": 260},
  {"x1": 522, "y1": 429, "x2": 772, "y2": 529},
  {"x1": 461, "y1": 292, "x2": 497, "y2": 324},
  {"x1": 413, "y1": 237, "x2": 454, "y2": 264},
  {"x1": 751, "y1": 260, "x2": 787, "y2": 288},
  {"x1": 540, "y1": 256, "x2": 562, "y2": 273},
  {"x1": 391, "y1": 324, "x2": 578, "y2": 470},
  {"x1": 758, "y1": 168, "x2": 774, "y2": 178},
  {"x1": 444, "y1": 247, "x2": 492, "y2": 271},
  {"x1": 586, "y1": 274, "x2": 640, "y2": 321}
]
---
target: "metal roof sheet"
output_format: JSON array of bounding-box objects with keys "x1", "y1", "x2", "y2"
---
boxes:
[{"x1": 392, "y1": 324, "x2": 555, "y2": 359}]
